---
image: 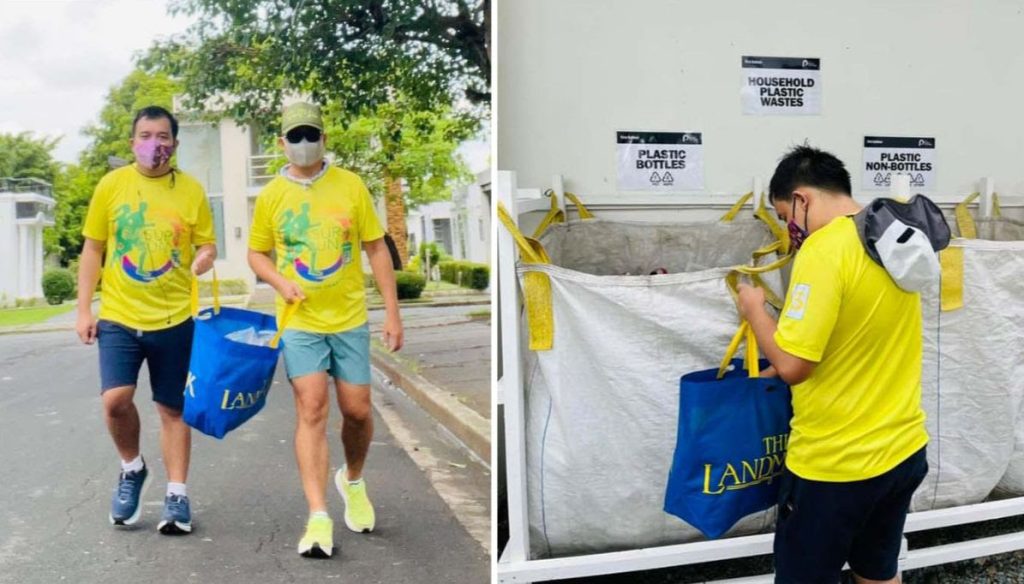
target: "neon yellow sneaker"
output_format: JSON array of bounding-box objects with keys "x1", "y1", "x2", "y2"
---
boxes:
[
  {"x1": 336, "y1": 466, "x2": 376, "y2": 533},
  {"x1": 297, "y1": 513, "x2": 333, "y2": 558}
]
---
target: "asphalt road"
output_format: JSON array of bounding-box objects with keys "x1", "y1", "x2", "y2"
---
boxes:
[{"x1": 0, "y1": 330, "x2": 490, "y2": 584}]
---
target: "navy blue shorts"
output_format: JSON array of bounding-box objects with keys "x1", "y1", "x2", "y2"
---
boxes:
[
  {"x1": 773, "y1": 446, "x2": 928, "y2": 583},
  {"x1": 97, "y1": 318, "x2": 194, "y2": 411}
]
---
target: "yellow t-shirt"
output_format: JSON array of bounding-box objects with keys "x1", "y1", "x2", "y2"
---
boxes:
[
  {"x1": 248, "y1": 166, "x2": 385, "y2": 334},
  {"x1": 82, "y1": 165, "x2": 216, "y2": 331},
  {"x1": 774, "y1": 216, "x2": 928, "y2": 482}
]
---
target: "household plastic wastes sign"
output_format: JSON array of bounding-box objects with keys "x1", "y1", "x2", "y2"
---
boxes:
[
  {"x1": 741, "y1": 56, "x2": 821, "y2": 115},
  {"x1": 862, "y1": 136, "x2": 936, "y2": 190},
  {"x1": 616, "y1": 131, "x2": 704, "y2": 192}
]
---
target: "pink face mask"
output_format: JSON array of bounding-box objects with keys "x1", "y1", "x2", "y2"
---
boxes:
[
  {"x1": 133, "y1": 138, "x2": 175, "y2": 170},
  {"x1": 787, "y1": 196, "x2": 810, "y2": 251}
]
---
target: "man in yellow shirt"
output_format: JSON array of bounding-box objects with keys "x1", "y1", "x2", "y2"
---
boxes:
[
  {"x1": 739, "y1": 146, "x2": 928, "y2": 584},
  {"x1": 76, "y1": 106, "x2": 217, "y2": 535},
  {"x1": 248, "y1": 102, "x2": 404, "y2": 559}
]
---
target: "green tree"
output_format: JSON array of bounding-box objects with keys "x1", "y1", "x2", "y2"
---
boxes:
[
  {"x1": 78, "y1": 69, "x2": 181, "y2": 173},
  {"x1": 147, "y1": 0, "x2": 490, "y2": 119},
  {"x1": 324, "y1": 97, "x2": 476, "y2": 262},
  {"x1": 0, "y1": 132, "x2": 60, "y2": 182},
  {"x1": 45, "y1": 70, "x2": 180, "y2": 264}
]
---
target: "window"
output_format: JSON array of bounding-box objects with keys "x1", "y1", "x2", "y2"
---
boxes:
[{"x1": 176, "y1": 124, "x2": 224, "y2": 194}]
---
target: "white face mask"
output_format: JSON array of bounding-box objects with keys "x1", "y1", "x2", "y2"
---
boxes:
[{"x1": 284, "y1": 138, "x2": 324, "y2": 167}]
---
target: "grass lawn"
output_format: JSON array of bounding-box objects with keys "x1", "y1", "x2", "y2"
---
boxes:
[
  {"x1": 0, "y1": 303, "x2": 75, "y2": 327},
  {"x1": 423, "y1": 280, "x2": 462, "y2": 291}
]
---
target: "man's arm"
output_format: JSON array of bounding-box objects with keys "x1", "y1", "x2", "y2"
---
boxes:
[
  {"x1": 364, "y1": 238, "x2": 403, "y2": 352},
  {"x1": 76, "y1": 238, "x2": 105, "y2": 344},
  {"x1": 247, "y1": 249, "x2": 306, "y2": 304},
  {"x1": 738, "y1": 284, "x2": 815, "y2": 385}
]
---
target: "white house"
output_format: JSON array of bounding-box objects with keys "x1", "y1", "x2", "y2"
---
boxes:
[
  {"x1": 174, "y1": 115, "x2": 266, "y2": 291},
  {"x1": 0, "y1": 178, "x2": 55, "y2": 306},
  {"x1": 405, "y1": 169, "x2": 491, "y2": 264}
]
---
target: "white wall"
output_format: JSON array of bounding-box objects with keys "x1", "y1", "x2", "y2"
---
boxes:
[
  {"x1": 0, "y1": 199, "x2": 14, "y2": 305},
  {"x1": 498, "y1": 0, "x2": 1024, "y2": 201},
  {"x1": 214, "y1": 119, "x2": 258, "y2": 287}
]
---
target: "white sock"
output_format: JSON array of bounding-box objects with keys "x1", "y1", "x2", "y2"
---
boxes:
[
  {"x1": 348, "y1": 477, "x2": 363, "y2": 486},
  {"x1": 167, "y1": 482, "x2": 187, "y2": 498},
  {"x1": 121, "y1": 455, "x2": 144, "y2": 473},
  {"x1": 311, "y1": 510, "x2": 330, "y2": 520}
]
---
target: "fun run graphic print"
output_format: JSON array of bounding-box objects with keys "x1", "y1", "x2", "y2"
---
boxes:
[
  {"x1": 279, "y1": 202, "x2": 353, "y2": 283},
  {"x1": 113, "y1": 202, "x2": 184, "y2": 283}
]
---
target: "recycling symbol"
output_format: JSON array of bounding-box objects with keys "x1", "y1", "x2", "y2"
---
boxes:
[
  {"x1": 661, "y1": 171, "x2": 674, "y2": 186},
  {"x1": 650, "y1": 172, "x2": 662, "y2": 185},
  {"x1": 873, "y1": 172, "x2": 891, "y2": 187},
  {"x1": 910, "y1": 173, "x2": 925, "y2": 187}
]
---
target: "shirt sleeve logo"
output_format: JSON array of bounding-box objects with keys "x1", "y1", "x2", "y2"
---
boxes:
[{"x1": 786, "y1": 284, "x2": 810, "y2": 320}]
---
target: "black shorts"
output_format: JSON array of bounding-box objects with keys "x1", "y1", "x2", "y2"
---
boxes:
[
  {"x1": 773, "y1": 447, "x2": 928, "y2": 583},
  {"x1": 97, "y1": 318, "x2": 194, "y2": 411}
]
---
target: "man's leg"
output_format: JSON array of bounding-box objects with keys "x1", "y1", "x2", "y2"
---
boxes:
[
  {"x1": 848, "y1": 448, "x2": 929, "y2": 584},
  {"x1": 156, "y1": 404, "x2": 191, "y2": 484},
  {"x1": 328, "y1": 324, "x2": 375, "y2": 533},
  {"x1": 335, "y1": 379, "x2": 373, "y2": 481},
  {"x1": 772, "y1": 468, "x2": 865, "y2": 583},
  {"x1": 144, "y1": 319, "x2": 195, "y2": 534},
  {"x1": 853, "y1": 575, "x2": 900, "y2": 584},
  {"x1": 292, "y1": 372, "x2": 332, "y2": 512},
  {"x1": 281, "y1": 330, "x2": 335, "y2": 558},
  {"x1": 97, "y1": 320, "x2": 148, "y2": 526},
  {"x1": 102, "y1": 386, "x2": 140, "y2": 461}
]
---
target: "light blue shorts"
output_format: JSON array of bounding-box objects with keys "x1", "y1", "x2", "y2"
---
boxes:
[{"x1": 281, "y1": 324, "x2": 372, "y2": 384}]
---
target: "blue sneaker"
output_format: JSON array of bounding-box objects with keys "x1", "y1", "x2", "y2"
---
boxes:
[
  {"x1": 158, "y1": 494, "x2": 193, "y2": 535},
  {"x1": 109, "y1": 462, "x2": 151, "y2": 526}
]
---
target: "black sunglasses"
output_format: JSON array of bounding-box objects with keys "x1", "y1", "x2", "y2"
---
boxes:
[{"x1": 285, "y1": 126, "x2": 322, "y2": 144}]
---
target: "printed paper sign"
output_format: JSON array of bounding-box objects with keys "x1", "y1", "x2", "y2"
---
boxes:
[
  {"x1": 741, "y1": 56, "x2": 821, "y2": 115},
  {"x1": 862, "y1": 136, "x2": 936, "y2": 191},
  {"x1": 616, "y1": 131, "x2": 704, "y2": 192}
]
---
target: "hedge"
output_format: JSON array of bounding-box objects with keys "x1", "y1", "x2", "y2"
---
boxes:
[
  {"x1": 42, "y1": 269, "x2": 76, "y2": 305},
  {"x1": 395, "y1": 271, "x2": 427, "y2": 299},
  {"x1": 438, "y1": 261, "x2": 490, "y2": 290}
]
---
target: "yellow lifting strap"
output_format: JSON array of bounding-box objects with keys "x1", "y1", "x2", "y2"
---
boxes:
[
  {"x1": 939, "y1": 247, "x2": 964, "y2": 312},
  {"x1": 755, "y1": 195, "x2": 790, "y2": 254},
  {"x1": 498, "y1": 202, "x2": 555, "y2": 351},
  {"x1": 993, "y1": 192, "x2": 1003, "y2": 218},
  {"x1": 724, "y1": 249, "x2": 793, "y2": 313},
  {"x1": 720, "y1": 192, "x2": 754, "y2": 223},
  {"x1": 564, "y1": 192, "x2": 595, "y2": 220},
  {"x1": 717, "y1": 320, "x2": 761, "y2": 379},
  {"x1": 954, "y1": 192, "x2": 980, "y2": 239},
  {"x1": 532, "y1": 192, "x2": 565, "y2": 238}
]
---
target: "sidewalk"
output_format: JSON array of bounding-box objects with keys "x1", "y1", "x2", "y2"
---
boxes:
[{"x1": 367, "y1": 306, "x2": 491, "y2": 463}]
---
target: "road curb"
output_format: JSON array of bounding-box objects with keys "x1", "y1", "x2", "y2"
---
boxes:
[
  {"x1": 0, "y1": 324, "x2": 73, "y2": 336},
  {"x1": 371, "y1": 348, "x2": 490, "y2": 463}
]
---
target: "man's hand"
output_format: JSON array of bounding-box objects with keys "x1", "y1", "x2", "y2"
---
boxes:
[
  {"x1": 76, "y1": 310, "x2": 97, "y2": 345},
  {"x1": 737, "y1": 282, "x2": 767, "y2": 321},
  {"x1": 191, "y1": 246, "x2": 215, "y2": 276},
  {"x1": 276, "y1": 279, "x2": 306, "y2": 304},
  {"x1": 382, "y1": 313, "x2": 404, "y2": 352}
]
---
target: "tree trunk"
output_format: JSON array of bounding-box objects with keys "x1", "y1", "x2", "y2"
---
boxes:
[{"x1": 384, "y1": 173, "x2": 409, "y2": 265}]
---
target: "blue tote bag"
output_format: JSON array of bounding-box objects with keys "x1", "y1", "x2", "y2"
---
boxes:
[
  {"x1": 183, "y1": 275, "x2": 300, "y2": 439},
  {"x1": 664, "y1": 320, "x2": 792, "y2": 539}
]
